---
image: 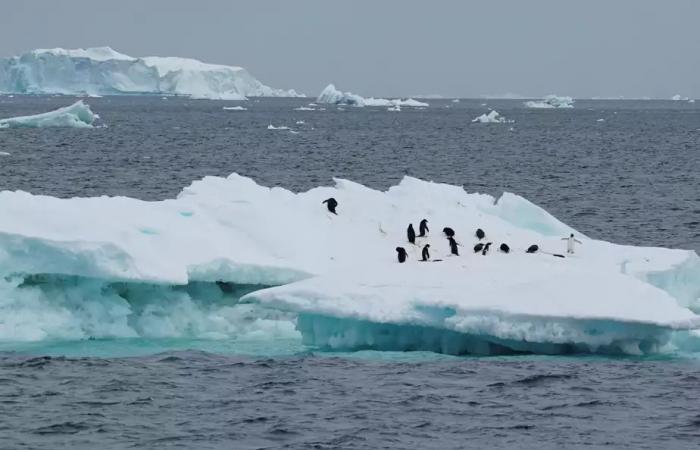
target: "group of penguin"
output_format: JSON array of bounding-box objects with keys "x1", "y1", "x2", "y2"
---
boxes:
[
  {"x1": 321, "y1": 197, "x2": 549, "y2": 264},
  {"x1": 395, "y1": 221, "x2": 533, "y2": 263}
]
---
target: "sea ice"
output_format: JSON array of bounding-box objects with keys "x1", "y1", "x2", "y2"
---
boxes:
[
  {"x1": 0, "y1": 101, "x2": 98, "y2": 129},
  {"x1": 472, "y1": 110, "x2": 512, "y2": 123},
  {"x1": 525, "y1": 95, "x2": 574, "y2": 109},
  {"x1": 0, "y1": 174, "x2": 698, "y2": 354},
  {"x1": 317, "y1": 84, "x2": 428, "y2": 107}
]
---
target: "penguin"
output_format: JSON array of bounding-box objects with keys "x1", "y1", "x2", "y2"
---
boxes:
[
  {"x1": 562, "y1": 233, "x2": 582, "y2": 254},
  {"x1": 481, "y1": 242, "x2": 492, "y2": 255},
  {"x1": 476, "y1": 228, "x2": 485, "y2": 240},
  {"x1": 407, "y1": 224, "x2": 416, "y2": 244},
  {"x1": 448, "y1": 237, "x2": 459, "y2": 256},
  {"x1": 443, "y1": 227, "x2": 455, "y2": 238},
  {"x1": 526, "y1": 244, "x2": 539, "y2": 254},
  {"x1": 396, "y1": 247, "x2": 408, "y2": 263},
  {"x1": 421, "y1": 244, "x2": 430, "y2": 261},
  {"x1": 322, "y1": 198, "x2": 338, "y2": 214},
  {"x1": 419, "y1": 219, "x2": 429, "y2": 237},
  {"x1": 499, "y1": 243, "x2": 510, "y2": 254},
  {"x1": 473, "y1": 243, "x2": 484, "y2": 253}
]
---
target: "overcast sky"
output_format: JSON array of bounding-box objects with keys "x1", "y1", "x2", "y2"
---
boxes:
[{"x1": 1, "y1": 0, "x2": 699, "y2": 98}]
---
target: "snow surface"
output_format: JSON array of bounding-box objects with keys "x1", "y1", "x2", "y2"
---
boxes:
[
  {"x1": 0, "y1": 101, "x2": 98, "y2": 129},
  {"x1": 0, "y1": 47, "x2": 301, "y2": 99},
  {"x1": 525, "y1": 95, "x2": 574, "y2": 109},
  {"x1": 0, "y1": 174, "x2": 699, "y2": 354},
  {"x1": 317, "y1": 84, "x2": 428, "y2": 107},
  {"x1": 472, "y1": 110, "x2": 512, "y2": 124}
]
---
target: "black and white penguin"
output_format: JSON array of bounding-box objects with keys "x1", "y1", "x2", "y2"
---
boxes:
[
  {"x1": 481, "y1": 242, "x2": 492, "y2": 255},
  {"x1": 473, "y1": 243, "x2": 484, "y2": 253},
  {"x1": 476, "y1": 228, "x2": 485, "y2": 240},
  {"x1": 448, "y1": 237, "x2": 459, "y2": 256},
  {"x1": 419, "y1": 219, "x2": 429, "y2": 237},
  {"x1": 443, "y1": 227, "x2": 455, "y2": 238},
  {"x1": 407, "y1": 224, "x2": 416, "y2": 244},
  {"x1": 396, "y1": 247, "x2": 408, "y2": 263},
  {"x1": 421, "y1": 244, "x2": 430, "y2": 261},
  {"x1": 499, "y1": 243, "x2": 510, "y2": 254},
  {"x1": 322, "y1": 198, "x2": 338, "y2": 214},
  {"x1": 526, "y1": 244, "x2": 539, "y2": 254}
]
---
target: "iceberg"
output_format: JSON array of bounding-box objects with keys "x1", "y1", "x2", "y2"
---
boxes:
[
  {"x1": 472, "y1": 110, "x2": 512, "y2": 124},
  {"x1": 0, "y1": 101, "x2": 98, "y2": 129},
  {"x1": 0, "y1": 47, "x2": 301, "y2": 99},
  {"x1": 222, "y1": 106, "x2": 247, "y2": 111},
  {"x1": 525, "y1": 95, "x2": 574, "y2": 109},
  {"x1": 316, "y1": 84, "x2": 428, "y2": 107},
  {"x1": 0, "y1": 174, "x2": 699, "y2": 354}
]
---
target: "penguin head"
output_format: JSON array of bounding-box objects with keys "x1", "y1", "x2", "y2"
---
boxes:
[{"x1": 424, "y1": 244, "x2": 430, "y2": 248}]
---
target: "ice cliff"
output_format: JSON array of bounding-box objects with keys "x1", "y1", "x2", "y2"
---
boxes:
[{"x1": 0, "y1": 47, "x2": 301, "y2": 99}]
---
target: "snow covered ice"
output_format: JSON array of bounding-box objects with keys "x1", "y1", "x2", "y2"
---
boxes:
[
  {"x1": 0, "y1": 174, "x2": 699, "y2": 355},
  {"x1": 317, "y1": 84, "x2": 428, "y2": 107},
  {"x1": 525, "y1": 95, "x2": 574, "y2": 109},
  {"x1": 472, "y1": 110, "x2": 512, "y2": 123},
  {"x1": 0, "y1": 101, "x2": 98, "y2": 129},
  {"x1": 0, "y1": 47, "x2": 301, "y2": 99}
]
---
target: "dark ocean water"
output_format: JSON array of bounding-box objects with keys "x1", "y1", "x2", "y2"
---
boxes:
[{"x1": 1, "y1": 96, "x2": 700, "y2": 449}]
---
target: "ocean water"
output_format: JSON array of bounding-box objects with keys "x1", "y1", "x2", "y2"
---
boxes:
[{"x1": 1, "y1": 96, "x2": 700, "y2": 449}]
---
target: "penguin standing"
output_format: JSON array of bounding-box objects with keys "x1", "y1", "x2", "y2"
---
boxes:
[
  {"x1": 481, "y1": 242, "x2": 492, "y2": 255},
  {"x1": 499, "y1": 243, "x2": 510, "y2": 253},
  {"x1": 476, "y1": 228, "x2": 485, "y2": 240},
  {"x1": 448, "y1": 237, "x2": 459, "y2": 256},
  {"x1": 526, "y1": 244, "x2": 539, "y2": 254},
  {"x1": 396, "y1": 247, "x2": 408, "y2": 263},
  {"x1": 419, "y1": 219, "x2": 429, "y2": 237},
  {"x1": 322, "y1": 198, "x2": 338, "y2": 214},
  {"x1": 443, "y1": 227, "x2": 455, "y2": 238},
  {"x1": 473, "y1": 243, "x2": 484, "y2": 253},
  {"x1": 421, "y1": 244, "x2": 430, "y2": 262},
  {"x1": 562, "y1": 233, "x2": 582, "y2": 254},
  {"x1": 407, "y1": 224, "x2": 416, "y2": 244}
]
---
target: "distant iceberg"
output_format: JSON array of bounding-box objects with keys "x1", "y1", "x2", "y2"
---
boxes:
[
  {"x1": 0, "y1": 47, "x2": 302, "y2": 100},
  {"x1": 317, "y1": 84, "x2": 428, "y2": 107},
  {"x1": 0, "y1": 173, "x2": 698, "y2": 354},
  {"x1": 472, "y1": 110, "x2": 512, "y2": 124},
  {"x1": 222, "y1": 106, "x2": 247, "y2": 111},
  {"x1": 0, "y1": 101, "x2": 98, "y2": 129},
  {"x1": 671, "y1": 94, "x2": 694, "y2": 102},
  {"x1": 525, "y1": 95, "x2": 574, "y2": 109}
]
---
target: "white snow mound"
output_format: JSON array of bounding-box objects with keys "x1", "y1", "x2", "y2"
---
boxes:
[
  {"x1": 1, "y1": 174, "x2": 699, "y2": 354},
  {"x1": 0, "y1": 47, "x2": 301, "y2": 99},
  {"x1": 0, "y1": 101, "x2": 98, "y2": 129}
]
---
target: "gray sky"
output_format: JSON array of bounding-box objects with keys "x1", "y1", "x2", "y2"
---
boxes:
[{"x1": 1, "y1": 0, "x2": 699, "y2": 98}]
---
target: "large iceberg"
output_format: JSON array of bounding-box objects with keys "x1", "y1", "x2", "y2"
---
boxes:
[
  {"x1": 0, "y1": 100, "x2": 98, "y2": 129},
  {"x1": 0, "y1": 47, "x2": 301, "y2": 99},
  {"x1": 317, "y1": 84, "x2": 428, "y2": 107},
  {"x1": 525, "y1": 95, "x2": 574, "y2": 109},
  {"x1": 0, "y1": 174, "x2": 698, "y2": 354}
]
